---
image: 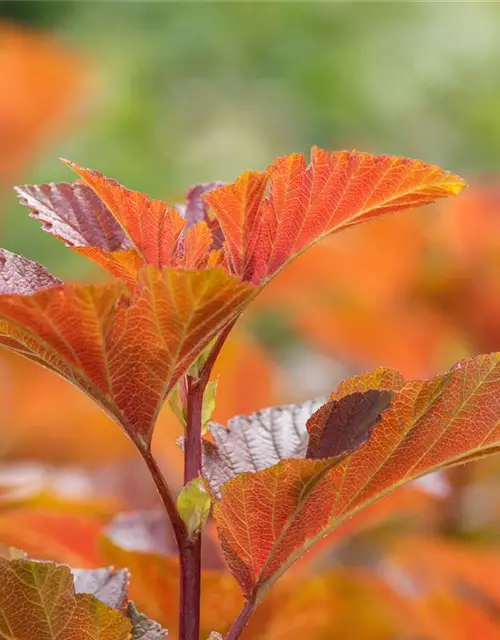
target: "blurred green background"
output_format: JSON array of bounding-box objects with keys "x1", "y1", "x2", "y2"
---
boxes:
[{"x1": 2, "y1": 1, "x2": 500, "y2": 276}]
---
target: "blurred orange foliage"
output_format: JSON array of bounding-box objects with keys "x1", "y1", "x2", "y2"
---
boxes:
[{"x1": 0, "y1": 20, "x2": 85, "y2": 185}]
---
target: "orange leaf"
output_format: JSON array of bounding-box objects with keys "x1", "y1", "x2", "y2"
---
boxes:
[
  {"x1": 18, "y1": 170, "x2": 221, "y2": 283},
  {"x1": 206, "y1": 147, "x2": 465, "y2": 284},
  {"x1": 213, "y1": 353, "x2": 500, "y2": 601},
  {"x1": 0, "y1": 350, "x2": 140, "y2": 466},
  {"x1": 262, "y1": 569, "x2": 425, "y2": 640},
  {"x1": 204, "y1": 171, "x2": 268, "y2": 276},
  {"x1": 0, "y1": 256, "x2": 255, "y2": 447},
  {"x1": 181, "y1": 181, "x2": 226, "y2": 251},
  {"x1": 211, "y1": 391, "x2": 392, "y2": 596},
  {"x1": 65, "y1": 161, "x2": 185, "y2": 262},
  {"x1": 0, "y1": 558, "x2": 131, "y2": 639},
  {"x1": 62, "y1": 161, "x2": 217, "y2": 273},
  {"x1": 393, "y1": 536, "x2": 500, "y2": 609}
]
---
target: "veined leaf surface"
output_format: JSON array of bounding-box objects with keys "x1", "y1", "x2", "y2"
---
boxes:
[
  {"x1": 211, "y1": 391, "x2": 393, "y2": 596},
  {"x1": 0, "y1": 558, "x2": 131, "y2": 640},
  {"x1": 213, "y1": 354, "x2": 500, "y2": 600},
  {"x1": 0, "y1": 258, "x2": 255, "y2": 446},
  {"x1": 205, "y1": 147, "x2": 465, "y2": 284}
]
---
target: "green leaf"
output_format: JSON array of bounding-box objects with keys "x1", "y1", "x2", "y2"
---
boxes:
[
  {"x1": 202, "y1": 379, "x2": 218, "y2": 433},
  {"x1": 177, "y1": 478, "x2": 211, "y2": 539},
  {"x1": 168, "y1": 381, "x2": 187, "y2": 428}
]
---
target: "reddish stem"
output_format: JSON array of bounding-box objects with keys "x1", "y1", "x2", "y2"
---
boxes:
[
  {"x1": 140, "y1": 323, "x2": 239, "y2": 639},
  {"x1": 178, "y1": 322, "x2": 240, "y2": 639},
  {"x1": 184, "y1": 379, "x2": 204, "y2": 484},
  {"x1": 225, "y1": 599, "x2": 256, "y2": 640},
  {"x1": 179, "y1": 536, "x2": 202, "y2": 639},
  {"x1": 179, "y1": 378, "x2": 205, "y2": 640}
]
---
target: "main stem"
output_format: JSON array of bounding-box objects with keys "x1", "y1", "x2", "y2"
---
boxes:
[{"x1": 179, "y1": 378, "x2": 205, "y2": 640}]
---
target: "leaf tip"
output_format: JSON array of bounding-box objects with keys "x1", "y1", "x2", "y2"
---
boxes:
[{"x1": 451, "y1": 178, "x2": 467, "y2": 195}]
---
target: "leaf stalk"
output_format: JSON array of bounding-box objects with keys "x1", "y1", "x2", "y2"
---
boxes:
[{"x1": 225, "y1": 598, "x2": 256, "y2": 640}]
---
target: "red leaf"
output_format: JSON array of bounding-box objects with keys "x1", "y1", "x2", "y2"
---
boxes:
[
  {"x1": 18, "y1": 168, "x2": 222, "y2": 283},
  {"x1": 206, "y1": 147, "x2": 465, "y2": 284},
  {"x1": 213, "y1": 354, "x2": 500, "y2": 600},
  {"x1": 0, "y1": 266, "x2": 255, "y2": 446}
]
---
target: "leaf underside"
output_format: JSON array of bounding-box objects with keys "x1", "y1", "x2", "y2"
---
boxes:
[{"x1": 203, "y1": 397, "x2": 326, "y2": 495}]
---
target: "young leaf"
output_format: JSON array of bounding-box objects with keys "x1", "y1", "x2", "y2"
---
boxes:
[
  {"x1": 210, "y1": 391, "x2": 393, "y2": 596},
  {"x1": 201, "y1": 379, "x2": 218, "y2": 432},
  {"x1": 0, "y1": 558, "x2": 131, "y2": 639},
  {"x1": 168, "y1": 379, "x2": 188, "y2": 428},
  {"x1": 0, "y1": 265, "x2": 255, "y2": 447},
  {"x1": 205, "y1": 147, "x2": 465, "y2": 284},
  {"x1": 177, "y1": 478, "x2": 211, "y2": 539},
  {"x1": 213, "y1": 353, "x2": 500, "y2": 601}
]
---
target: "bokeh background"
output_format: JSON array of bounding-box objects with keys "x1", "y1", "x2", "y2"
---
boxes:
[{"x1": 3, "y1": 2, "x2": 500, "y2": 638}]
